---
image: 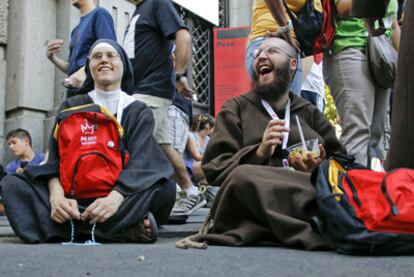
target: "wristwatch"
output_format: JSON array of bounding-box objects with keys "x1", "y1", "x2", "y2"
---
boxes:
[{"x1": 175, "y1": 72, "x2": 187, "y2": 82}]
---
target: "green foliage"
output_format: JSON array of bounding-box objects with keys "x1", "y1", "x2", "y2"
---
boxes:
[{"x1": 323, "y1": 85, "x2": 338, "y2": 124}]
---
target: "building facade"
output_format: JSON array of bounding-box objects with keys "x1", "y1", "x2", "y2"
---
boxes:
[{"x1": 0, "y1": 0, "x2": 252, "y2": 164}]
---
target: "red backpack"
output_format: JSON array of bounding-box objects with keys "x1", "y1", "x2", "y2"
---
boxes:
[
  {"x1": 54, "y1": 104, "x2": 129, "y2": 199},
  {"x1": 313, "y1": 154, "x2": 414, "y2": 255},
  {"x1": 343, "y1": 168, "x2": 414, "y2": 234}
]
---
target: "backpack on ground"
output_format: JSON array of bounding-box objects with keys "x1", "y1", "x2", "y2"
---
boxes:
[
  {"x1": 311, "y1": 153, "x2": 414, "y2": 255},
  {"x1": 283, "y1": 0, "x2": 335, "y2": 57},
  {"x1": 53, "y1": 104, "x2": 129, "y2": 199}
]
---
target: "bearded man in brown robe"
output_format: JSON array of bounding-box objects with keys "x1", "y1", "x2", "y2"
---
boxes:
[{"x1": 180, "y1": 37, "x2": 345, "y2": 250}]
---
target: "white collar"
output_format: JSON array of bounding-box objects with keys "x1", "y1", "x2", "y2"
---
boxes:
[{"x1": 89, "y1": 90, "x2": 136, "y2": 123}]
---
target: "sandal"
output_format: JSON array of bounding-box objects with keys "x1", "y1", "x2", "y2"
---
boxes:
[{"x1": 121, "y1": 211, "x2": 158, "y2": 243}]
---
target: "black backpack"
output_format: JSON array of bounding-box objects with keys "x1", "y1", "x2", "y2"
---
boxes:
[{"x1": 284, "y1": 0, "x2": 335, "y2": 57}]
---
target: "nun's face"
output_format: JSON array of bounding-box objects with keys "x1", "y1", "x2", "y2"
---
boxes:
[{"x1": 89, "y1": 43, "x2": 123, "y2": 91}]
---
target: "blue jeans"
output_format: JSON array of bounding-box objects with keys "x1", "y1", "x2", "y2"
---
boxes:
[
  {"x1": 245, "y1": 37, "x2": 303, "y2": 96},
  {"x1": 301, "y1": 90, "x2": 325, "y2": 113}
]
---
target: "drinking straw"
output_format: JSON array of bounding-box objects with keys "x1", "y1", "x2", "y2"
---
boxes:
[{"x1": 295, "y1": 115, "x2": 308, "y2": 151}]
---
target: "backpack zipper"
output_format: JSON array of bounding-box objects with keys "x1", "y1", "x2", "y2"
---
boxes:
[
  {"x1": 381, "y1": 172, "x2": 400, "y2": 216},
  {"x1": 344, "y1": 174, "x2": 362, "y2": 207},
  {"x1": 71, "y1": 152, "x2": 112, "y2": 197}
]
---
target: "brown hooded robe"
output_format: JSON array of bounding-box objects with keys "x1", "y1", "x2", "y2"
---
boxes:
[{"x1": 191, "y1": 92, "x2": 344, "y2": 250}]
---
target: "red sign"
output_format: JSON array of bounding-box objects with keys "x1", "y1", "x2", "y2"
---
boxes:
[{"x1": 213, "y1": 27, "x2": 251, "y2": 116}]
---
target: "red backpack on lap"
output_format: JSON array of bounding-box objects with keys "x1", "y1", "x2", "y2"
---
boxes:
[{"x1": 54, "y1": 104, "x2": 129, "y2": 199}]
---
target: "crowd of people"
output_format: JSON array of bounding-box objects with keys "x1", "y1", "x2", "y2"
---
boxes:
[{"x1": 0, "y1": 0, "x2": 410, "y2": 252}]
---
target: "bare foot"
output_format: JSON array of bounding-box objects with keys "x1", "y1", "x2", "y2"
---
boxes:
[{"x1": 143, "y1": 217, "x2": 152, "y2": 238}]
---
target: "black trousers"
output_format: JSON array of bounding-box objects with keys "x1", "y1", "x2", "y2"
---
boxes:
[{"x1": 0, "y1": 174, "x2": 175, "y2": 243}]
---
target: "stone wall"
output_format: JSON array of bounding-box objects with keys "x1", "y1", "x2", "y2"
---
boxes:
[
  {"x1": 3, "y1": 0, "x2": 56, "y2": 163},
  {"x1": 0, "y1": 0, "x2": 7, "y2": 45},
  {"x1": 229, "y1": 0, "x2": 252, "y2": 27},
  {"x1": 0, "y1": 0, "x2": 7, "y2": 161}
]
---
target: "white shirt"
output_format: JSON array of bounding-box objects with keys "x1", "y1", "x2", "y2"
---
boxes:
[{"x1": 88, "y1": 89, "x2": 136, "y2": 122}]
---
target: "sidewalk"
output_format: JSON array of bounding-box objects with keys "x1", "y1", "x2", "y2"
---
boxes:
[
  {"x1": 1, "y1": 209, "x2": 414, "y2": 277},
  {"x1": 0, "y1": 208, "x2": 209, "y2": 241}
]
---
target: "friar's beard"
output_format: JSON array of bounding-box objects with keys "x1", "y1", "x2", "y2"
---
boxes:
[{"x1": 253, "y1": 59, "x2": 292, "y2": 102}]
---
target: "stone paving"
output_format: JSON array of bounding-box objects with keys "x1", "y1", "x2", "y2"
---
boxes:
[{"x1": 2, "y1": 208, "x2": 414, "y2": 277}]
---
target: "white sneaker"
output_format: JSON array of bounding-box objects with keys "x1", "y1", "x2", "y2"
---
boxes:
[
  {"x1": 171, "y1": 191, "x2": 189, "y2": 214},
  {"x1": 185, "y1": 193, "x2": 207, "y2": 215}
]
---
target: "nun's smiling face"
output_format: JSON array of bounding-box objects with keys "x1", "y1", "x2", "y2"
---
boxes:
[{"x1": 89, "y1": 43, "x2": 123, "y2": 91}]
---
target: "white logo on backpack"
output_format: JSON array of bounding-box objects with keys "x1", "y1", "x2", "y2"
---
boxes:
[{"x1": 80, "y1": 119, "x2": 97, "y2": 145}]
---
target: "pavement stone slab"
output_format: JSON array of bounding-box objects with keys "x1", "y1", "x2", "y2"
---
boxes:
[{"x1": 1, "y1": 237, "x2": 414, "y2": 277}]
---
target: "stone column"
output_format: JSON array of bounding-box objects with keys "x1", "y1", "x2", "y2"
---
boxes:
[
  {"x1": 228, "y1": 0, "x2": 253, "y2": 27},
  {"x1": 4, "y1": 0, "x2": 57, "y2": 162},
  {"x1": 0, "y1": 0, "x2": 8, "y2": 162},
  {"x1": 43, "y1": 0, "x2": 79, "y2": 149}
]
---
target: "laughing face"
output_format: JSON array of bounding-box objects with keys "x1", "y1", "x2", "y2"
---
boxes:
[
  {"x1": 252, "y1": 37, "x2": 297, "y2": 102},
  {"x1": 89, "y1": 43, "x2": 123, "y2": 91}
]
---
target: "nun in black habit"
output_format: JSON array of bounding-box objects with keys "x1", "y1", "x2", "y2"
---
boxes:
[{"x1": 0, "y1": 39, "x2": 175, "y2": 243}]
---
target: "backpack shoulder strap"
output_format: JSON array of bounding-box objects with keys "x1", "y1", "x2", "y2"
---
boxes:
[
  {"x1": 53, "y1": 104, "x2": 124, "y2": 139},
  {"x1": 282, "y1": 1, "x2": 297, "y2": 20}
]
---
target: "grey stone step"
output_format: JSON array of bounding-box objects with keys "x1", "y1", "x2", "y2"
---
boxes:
[{"x1": 0, "y1": 226, "x2": 14, "y2": 237}]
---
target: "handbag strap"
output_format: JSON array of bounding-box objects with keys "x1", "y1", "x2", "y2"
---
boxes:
[{"x1": 282, "y1": 1, "x2": 296, "y2": 21}]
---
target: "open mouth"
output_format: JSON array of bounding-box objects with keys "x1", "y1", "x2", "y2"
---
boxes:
[{"x1": 257, "y1": 64, "x2": 273, "y2": 78}]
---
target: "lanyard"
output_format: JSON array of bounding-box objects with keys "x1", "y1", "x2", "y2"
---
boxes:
[
  {"x1": 261, "y1": 99, "x2": 291, "y2": 167},
  {"x1": 261, "y1": 99, "x2": 291, "y2": 149}
]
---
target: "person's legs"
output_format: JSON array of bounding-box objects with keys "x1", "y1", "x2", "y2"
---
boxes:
[
  {"x1": 131, "y1": 94, "x2": 173, "y2": 144},
  {"x1": 165, "y1": 105, "x2": 193, "y2": 191},
  {"x1": 301, "y1": 90, "x2": 318, "y2": 105},
  {"x1": 192, "y1": 161, "x2": 205, "y2": 181},
  {"x1": 245, "y1": 38, "x2": 266, "y2": 79},
  {"x1": 324, "y1": 48, "x2": 376, "y2": 166},
  {"x1": 0, "y1": 175, "x2": 69, "y2": 243},
  {"x1": 205, "y1": 164, "x2": 326, "y2": 249},
  {"x1": 300, "y1": 90, "x2": 324, "y2": 113},
  {"x1": 99, "y1": 179, "x2": 176, "y2": 241},
  {"x1": 162, "y1": 145, "x2": 192, "y2": 189},
  {"x1": 151, "y1": 106, "x2": 173, "y2": 145},
  {"x1": 383, "y1": 103, "x2": 391, "y2": 155},
  {"x1": 370, "y1": 87, "x2": 391, "y2": 160},
  {"x1": 289, "y1": 54, "x2": 303, "y2": 96}
]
